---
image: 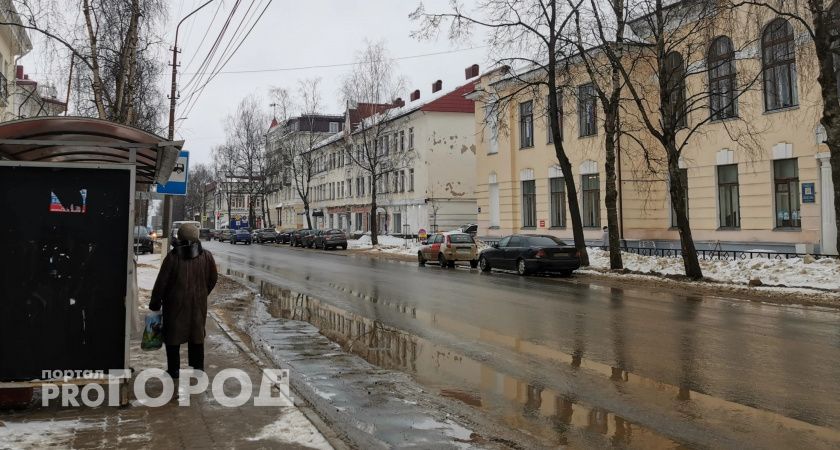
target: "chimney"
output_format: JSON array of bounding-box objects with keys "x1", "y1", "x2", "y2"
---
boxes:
[
  {"x1": 432, "y1": 80, "x2": 442, "y2": 93},
  {"x1": 393, "y1": 97, "x2": 404, "y2": 107},
  {"x1": 15, "y1": 65, "x2": 23, "y2": 79},
  {"x1": 23, "y1": 74, "x2": 29, "y2": 80},
  {"x1": 410, "y1": 89, "x2": 420, "y2": 101},
  {"x1": 465, "y1": 64, "x2": 479, "y2": 79}
]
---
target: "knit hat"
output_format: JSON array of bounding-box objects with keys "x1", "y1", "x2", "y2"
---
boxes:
[{"x1": 177, "y1": 223, "x2": 199, "y2": 242}]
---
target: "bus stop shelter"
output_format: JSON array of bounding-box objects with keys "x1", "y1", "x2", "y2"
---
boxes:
[{"x1": 0, "y1": 117, "x2": 182, "y2": 402}]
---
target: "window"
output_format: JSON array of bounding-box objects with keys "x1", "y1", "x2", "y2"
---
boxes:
[
  {"x1": 498, "y1": 236, "x2": 511, "y2": 248},
  {"x1": 549, "y1": 177, "x2": 565, "y2": 227},
  {"x1": 708, "y1": 36, "x2": 737, "y2": 120},
  {"x1": 409, "y1": 169, "x2": 414, "y2": 192},
  {"x1": 664, "y1": 52, "x2": 687, "y2": 128},
  {"x1": 384, "y1": 135, "x2": 390, "y2": 155},
  {"x1": 392, "y1": 171, "x2": 399, "y2": 192},
  {"x1": 329, "y1": 122, "x2": 340, "y2": 133},
  {"x1": 582, "y1": 174, "x2": 600, "y2": 227},
  {"x1": 355, "y1": 212, "x2": 363, "y2": 231},
  {"x1": 399, "y1": 170, "x2": 405, "y2": 192},
  {"x1": 774, "y1": 159, "x2": 800, "y2": 228},
  {"x1": 347, "y1": 179, "x2": 352, "y2": 197},
  {"x1": 521, "y1": 180, "x2": 536, "y2": 227},
  {"x1": 717, "y1": 164, "x2": 740, "y2": 228},
  {"x1": 393, "y1": 213, "x2": 402, "y2": 234},
  {"x1": 762, "y1": 19, "x2": 798, "y2": 111},
  {"x1": 519, "y1": 100, "x2": 534, "y2": 148},
  {"x1": 484, "y1": 103, "x2": 499, "y2": 154},
  {"x1": 547, "y1": 93, "x2": 563, "y2": 143},
  {"x1": 670, "y1": 169, "x2": 689, "y2": 228},
  {"x1": 400, "y1": 130, "x2": 405, "y2": 151},
  {"x1": 489, "y1": 175, "x2": 500, "y2": 227},
  {"x1": 408, "y1": 127, "x2": 414, "y2": 149},
  {"x1": 578, "y1": 84, "x2": 597, "y2": 136}
]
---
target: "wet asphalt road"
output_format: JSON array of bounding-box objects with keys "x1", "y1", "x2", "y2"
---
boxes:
[{"x1": 205, "y1": 241, "x2": 840, "y2": 449}]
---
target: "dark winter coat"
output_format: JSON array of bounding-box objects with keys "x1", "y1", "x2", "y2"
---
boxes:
[{"x1": 149, "y1": 243, "x2": 218, "y2": 345}]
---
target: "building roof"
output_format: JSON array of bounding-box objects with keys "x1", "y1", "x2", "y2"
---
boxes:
[{"x1": 0, "y1": 117, "x2": 182, "y2": 184}]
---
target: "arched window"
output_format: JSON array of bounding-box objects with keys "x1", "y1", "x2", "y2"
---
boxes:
[
  {"x1": 664, "y1": 51, "x2": 687, "y2": 128},
  {"x1": 708, "y1": 36, "x2": 736, "y2": 120},
  {"x1": 762, "y1": 18, "x2": 798, "y2": 111}
]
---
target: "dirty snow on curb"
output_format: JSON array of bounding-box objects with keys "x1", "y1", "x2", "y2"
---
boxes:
[
  {"x1": 0, "y1": 419, "x2": 101, "y2": 448},
  {"x1": 349, "y1": 234, "x2": 421, "y2": 256},
  {"x1": 246, "y1": 410, "x2": 333, "y2": 449},
  {"x1": 587, "y1": 248, "x2": 840, "y2": 290}
]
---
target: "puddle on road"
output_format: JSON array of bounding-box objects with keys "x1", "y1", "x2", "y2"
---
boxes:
[
  {"x1": 221, "y1": 265, "x2": 840, "y2": 449},
  {"x1": 255, "y1": 279, "x2": 683, "y2": 449}
]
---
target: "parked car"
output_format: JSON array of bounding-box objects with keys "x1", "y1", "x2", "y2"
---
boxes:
[
  {"x1": 301, "y1": 230, "x2": 320, "y2": 248},
  {"x1": 199, "y1": 228, "x2": 211, "y2": 241},
  {"x1": 418, "y1": 233, "x2": 478, "y2": 268},
  {"x1": 133, "y1": 225, "x2": 154, "y2": 254},
  {"x1": 313, "y1": 229, "x2": 348, "y2": 250},
  {"x1": 277, "y1": 229, "x2": 295, "y2": 244},
  {"x1": 209, "y1": 229, "x2": 221, "y2": 240},
  {"x1": 458, "y1": 223, "x2": 478, "y2": 236},
  {"x1": 290, "y1": 229, "x2": 315, "y2": 247},
  {"x1": 478, "y1": 234, "x2": 580, "y2": 276},
  {"x1": 218, "y1": 229, "x2": 233, "y2": 242},
  {"x1": 230, "y1": 229, "x2": 252, "y2": 245},
  {"x1": 254, "y1": 228, "x2": 278, "y2": 243}
]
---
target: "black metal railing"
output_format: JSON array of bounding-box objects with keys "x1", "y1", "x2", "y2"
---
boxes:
[{"x1": 601, "y1": 246, "x2": 839, "y2": 261}]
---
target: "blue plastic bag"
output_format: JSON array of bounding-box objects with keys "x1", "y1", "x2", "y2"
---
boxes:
[{"x1": 141, "y1": 310, "x2": 163, "y2": 351}]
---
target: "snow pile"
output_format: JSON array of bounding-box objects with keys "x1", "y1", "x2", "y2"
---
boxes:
[
  {"x1": 348, "y1": 234, "x2": 422, "y2": 256},
  {"x1": 0, "y1": 419, "x2": 100, "y2": 448},
  {"x1": 587, "y1": 248, "x2": 840, "y2": 290}
]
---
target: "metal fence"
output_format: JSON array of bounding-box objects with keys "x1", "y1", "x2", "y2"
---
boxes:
[{"x1": 476, "y1": 237, "x2": 838, "y2": 261}]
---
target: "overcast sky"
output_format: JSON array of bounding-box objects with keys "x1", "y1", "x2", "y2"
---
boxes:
[{"x1": 30, "y1": 0, "x2": 492, "y2": 168}]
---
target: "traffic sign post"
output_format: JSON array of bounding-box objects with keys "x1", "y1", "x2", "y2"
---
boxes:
[{"x1": 156, "y1": 151, "x2": 189, "y2": 196}]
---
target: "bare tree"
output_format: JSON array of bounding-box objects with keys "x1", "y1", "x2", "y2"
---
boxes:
[
  {"x1": 223, "y1": 95, "x2": 271, "y2": 228},
  {"x1": 724, "y1": 0, "x2": 840, "y2": 254},
  {"x1": 340, "y1": 41, "x2": 409, "y2": 246},
  {"x1": 268, "y1": 78, "x2": 326, "y2": 229},
  {"x1": 586, "y1": 0, "x2": 764, "y2": 279},
  {"x1": 6, "y1": 0, "x2": 168, "y2": 133},
  {"x1": 412, "y1": 0, "x2": 592, "y2": 265},
  {"x1": 185, "y1": 163, "x2": 213, "y2": 225}
]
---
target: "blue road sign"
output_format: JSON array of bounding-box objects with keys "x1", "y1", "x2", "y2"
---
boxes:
[
  {"x1": 802, "y1": 182, "x2": 815, "y2": 203},
  {"x1": 156, "y1": 151, "x2": 189, "y2": 195}
]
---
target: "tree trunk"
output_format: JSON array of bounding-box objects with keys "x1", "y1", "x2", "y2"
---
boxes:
[
  {"x1": 603, "y1": 110, "x2": 623, "y2": 270},
  {"x1": 370, "y1": 185, "x2": 379, "y2": 246},
  {"x1": 556, "y1": 152, "x2": 589, "y2": 266},
  {"x1": 666, "y1": 143, "x2": 702, "y2": 279},
  {"x1": 303, "y1": 200, "x2": 312, "y2": 229},
  {"x1": 82, "y1": 0, "x2": 107, "y2": 120},
  {"x1": 810, "y1": 8, "x2": 840, "y2": 254}
]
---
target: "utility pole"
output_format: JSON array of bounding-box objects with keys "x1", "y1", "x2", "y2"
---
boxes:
[{"x1": 162, "y1": 0, "x2": 216, "y2": 239}]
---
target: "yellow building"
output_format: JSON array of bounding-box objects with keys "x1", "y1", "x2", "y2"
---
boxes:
[{"x1": 471, "y1": 4, "x2": 837, "y2": 254}]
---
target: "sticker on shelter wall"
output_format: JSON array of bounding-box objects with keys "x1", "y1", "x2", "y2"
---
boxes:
[{"x1": 50, "y1": 189, "x2": 88, "y2": 213}]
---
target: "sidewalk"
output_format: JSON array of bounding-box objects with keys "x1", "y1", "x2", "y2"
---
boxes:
[{"x1": 0, "y1": 252, "x2": 333, "y2": 450}]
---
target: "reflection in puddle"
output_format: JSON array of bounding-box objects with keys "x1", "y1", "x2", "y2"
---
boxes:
[{"x1": 259, "y1": 282, "x2": 682, "y2": 448}]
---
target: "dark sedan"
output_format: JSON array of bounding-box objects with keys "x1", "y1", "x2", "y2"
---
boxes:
[
  {"x1": 254, "y1": 228, "x2": 278, "y2": 243},
  {"x1": 290, "y1": 229, "x2": 315, "y2": 247},
  {"x1": 479, "y1": 235, "x2": 580, "y2": 276},
  {"x1": 277, "y1": 229, "x2": 295, "y2": 244},
  {"x1": 230, "y1": 229, "x2": 252, "y2": 245},
  {"x1": 313, "y1": 229, "x2": 348, "y2": 250},
  {"x1": 133, "y1": 225, "x2": 154, "y2": 254},
  {"x1": 301, "y1": 230, "x2": 319, "y2": 248}
]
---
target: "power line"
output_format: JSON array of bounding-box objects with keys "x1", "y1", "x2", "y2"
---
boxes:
[
  {"x1": 178, "y1": 0, "x2": 273, "y2": 127},
  {"x1": 179, "y1": 45, "x2": 489, "y2": 76},
  {"x1": 179, "y1": 0, "x2": 242, "y2": 95},
  {"x1": 180, "y1": 0, "x2": 225, "y2": 77}
]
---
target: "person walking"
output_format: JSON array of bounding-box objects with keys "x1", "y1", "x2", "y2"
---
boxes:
[{"x1": 150, "y1": 223, "x2": 218, "y2": 379}]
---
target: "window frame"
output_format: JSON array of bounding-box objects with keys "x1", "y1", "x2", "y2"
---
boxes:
[
  {"x1": 521, "y1": 179, "x2": 536, "y2": 228},
  {"x1": 549, "y1": 176, "x2": 566, "y2": 228},
  {"x1": 762, "y1": 18, "x2": 799, "y2": 111},
  {"x1": 547, "y1": 92, "x2": 563, "y2": 144},
  {"x1": 708, "y1": 36, "x2": 738, "y2": 121},
  {"x1": 578, "y1": 84, "x2": 597, "y2": 137},
  {"x1": 519, "y1": 100, "x2": 534, "y2": 148},
  {"x1": 581, "y1": 173, "x2": 600, "y2": 228},
  {"x1": 773, "y1": 158, "x2": 801, "y2": 228},
  {"x1": 664, "y1": 51, "x2": 687, "y2": 128},
  {"x1": 717, "y1": 164, "x2": 741, "y2": 228}
]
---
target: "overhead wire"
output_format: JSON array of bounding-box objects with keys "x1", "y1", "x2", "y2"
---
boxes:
[
  {"x1": 179, "y1": 0, "x2": 225, "y2": 79},
  {"x1": 179, "y1": 0, "x2": 242, "y2": 96},
  {"x1": 177, "y1": 0, "x2": 272, "y2": 125}
]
